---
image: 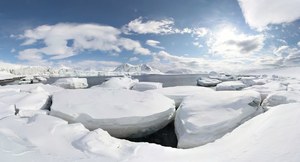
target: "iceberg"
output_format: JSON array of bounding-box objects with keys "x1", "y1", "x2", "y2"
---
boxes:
[
  {"x1": 131, "y1": 82, "x2": 163, "y2": 91},
  {"x1": 216, "y1": 81, "x2": 246, "y2": 91},
  {"x1": 93, "y1": 76, "x2": 138, "y2": 89},
  {"x1": 53, "y1": 78, "x2": 88, "y2": 89}
]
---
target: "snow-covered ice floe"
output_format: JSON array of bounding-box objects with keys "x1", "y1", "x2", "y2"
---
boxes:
[
  {"x1": 196, "y1": 77, "x2": 221, "y2": 87},
  {"x1": 216, "y1": 81, "x2": 246, "y2": 91},
  {"x1": 131, "y1": 82, "x2": 163, "y2": 91},
  {"x1": 244, "y1": 81, "x2": 288, "y2": 99},
  {"x1": 93, "y1": 76, "x2": 138, "y2": 89},
  {"x1": 147, "y1": 86, "x2": 214, "y2": 107},
  {"x1": 0, "y1": 84, "x2": 63, "y2": 117},
  {"x1": 262, "y1": 91, "x2": 300, "y2": 109},
  {"x1": 175, "y1": 90, "x2": 261, "y2": 148},
  {"x1": 53, "y1": 77, "x2": 88, "y2": 89},
  {"x1": 50, "y1": 87, "x2": 175, "y2": 138}
]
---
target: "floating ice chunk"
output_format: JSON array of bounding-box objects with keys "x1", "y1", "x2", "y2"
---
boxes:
[
  {"x1": 147, "y1": 86, "x2": 214, "y2": 107},
  {"x1": 216, "y1": 81, "x2": 246, "y2": 91},
  {"x1": 53, "y1": 78, "x2": 88, "y2": 89},
  {"x1": 131, "y1": 82, "x2": 162, "y2": 91},
  {"x1": 94, "y1": 77, "x2": 138, "y2": 89},
  {"x1": 51, "y1": 88, "x2": 175, "y2": 138},
  {"x1": 197, "y1": 77, "x2": 221, "y2": 87},
  {"x1": 175, "y1": 90, "x2": 261, "y2": 148}
]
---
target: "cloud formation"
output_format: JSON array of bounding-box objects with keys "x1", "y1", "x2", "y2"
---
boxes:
[
  {"x1": 207, "y1": 26, "x2": 265, "y2": 58},
  {"x1": 238, "y1": 0, "x2": 300, "y2": 30},
  {"x1": 146, "y1": 40, "x2": 164, "y2": 49},
  {"x1": 123, "y1": 17, "x2": 209, "y2": 37},
  {"x1": 18, "y1": 23, "x2": 151, "y2": 62}
]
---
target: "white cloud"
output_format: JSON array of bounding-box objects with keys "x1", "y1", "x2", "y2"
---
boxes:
[
  {"x1": 18, "y1": 23, "x2": 151, "y2": 62},
  {"x1": 192, "y1": 42, "x2": 203, "y2": 48},
  {"x1": 150, "y1": 51, "x2": 256, "y2": 73},
  {"x1": 57, "y1": 60, "x2": 121, "y2": 71},
  {"x1": 238, "y1": 0, "x2": 300, "y2": 30},
  {"x1": 123, "y1": 17, "x2": 209, "y2": 37},
  {"x1": 297, "y1": 41, "x2": 300, "y2": 47},
  {"x1": 207, "y1": 26, "x2": 265, "y2": 58},
  {"x1": 146, "y1": 40, "x2": 164, "y2": 49},
  {"x1": 129, "y1": 57, "x2": 139, "y2": 62},
  {"x1": 192, "y1": 28, "x2": 208, "y2": 37},
  {"x1": 272, "y1": 45, "x2": 300, "y2": 66},
  {"x1": 123, "y1": 17, "x2": 175, "y2": 35}
]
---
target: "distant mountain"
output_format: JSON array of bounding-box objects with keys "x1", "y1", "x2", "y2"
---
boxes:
[{"x1": 113, "y1": 63, "x2": 162, "y2": 74}]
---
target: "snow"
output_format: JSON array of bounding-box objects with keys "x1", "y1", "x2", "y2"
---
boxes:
[
  {"x1": 147, "y1": 86, "x2": 214, "y2": 107},
  {"x1": 53, "y1": 77, "x2": 88, "y2": 89},
  {"x1": 50, "y1": 87, "x2": 175, "y2": 138},
  {"x1": 0, "y1": 71, "x2": 19, "y2": 80},
  {"x1": 244, "y1": 81, "x2": 288, "y2": 99},
  {"x1": 209, "y1": 74, "x2": 236, "y2": 81},
  {"x1": 262, "y1": 91, "x2": 300, "y2": 109},
  {"x1": 0, "y1": 102, "x2": 15, "y2": 119},
  {"x1": 216, "y1": 81, "x2": 246, "y2": 91},
  {"x1": 131, "y1": 82, "x2": 163, "y2": 91},
  {"x1": 196, "y1": 77, "x2": 221, "y2": 87},
  {"x1": 175, "y1": 90, "x2": 261, "y2": 148},
  {"x1": 0, "y1": 83, "x2": 63, "y2": 94},
  {"x1": 93, "y1": 76, "x2": 138, "y2": 89}
]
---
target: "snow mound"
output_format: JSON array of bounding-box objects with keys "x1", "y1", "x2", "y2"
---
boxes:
[
  {"x1": 175, "y1": 90, "x2": 261, "y2": 148},
  {"x1": 53, "y1": 78, "x2": 88, "y2": 89},
  {"x1": 147, "y1": 86, "x2": 214, "y2": 107},
  {"x1": 94, "y1": 77, "x2": 138, "y2": 89},
  {"x1": 50, "y1": 88, "x2": 175, "y2": 138},
  {"x1": 262, "y1": 91, "x2": 300, "y2": 109},
  {"x1": 131, "y1": 82, "x2": 163, "y2": 91},
  {"x1": 216, "y1": 81, "x2": 246, "y2": 91},
  {"x1": 197, "y1": 77, "x2": 221, "y2": 87}
]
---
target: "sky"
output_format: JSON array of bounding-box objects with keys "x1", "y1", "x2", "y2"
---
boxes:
[{"x1": 0, "y1": 0, "x2": 299, "y2": 72}]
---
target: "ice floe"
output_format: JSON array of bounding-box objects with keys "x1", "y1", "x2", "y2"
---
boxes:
[
  {"x1": 53, "y1": 77, "x2": 88, "y2": 89},
  {"x1": 131, "y1": 82, "x2": 163, "y2": 91},
  {"x1": 50, "y1": 87, "x2": 175, "y2": 138}
]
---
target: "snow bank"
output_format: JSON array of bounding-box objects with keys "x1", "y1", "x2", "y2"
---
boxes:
[
  {"x1": 53, "y1": 77, "x2": 88, "y2": 89},
  {"x1": 216, "y1": 81, "x2": 246, "y2": 91},
  {"x1": 51, "y1": 88, "x2": 175, "y2": 138},
  {"x1": 147, "y1": 86, "x2": 214, "y2": 107},
  {"x1": 175, "y1": 90, "x2": 261, "y2": 148},
  {"x1": 131, "y1": 82, "x2": 163, "y2": 91},
  {"x1": 93, "y1": 76, "x2": 139, "y2": 89},
  {"x1": 196, "y1": 77, "x2": 221, "y2": 87}
]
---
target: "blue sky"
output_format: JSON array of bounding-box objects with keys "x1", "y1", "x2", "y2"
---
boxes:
[{"x1": 0, "y1": 0, "x2": 299, "y2": 71}]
